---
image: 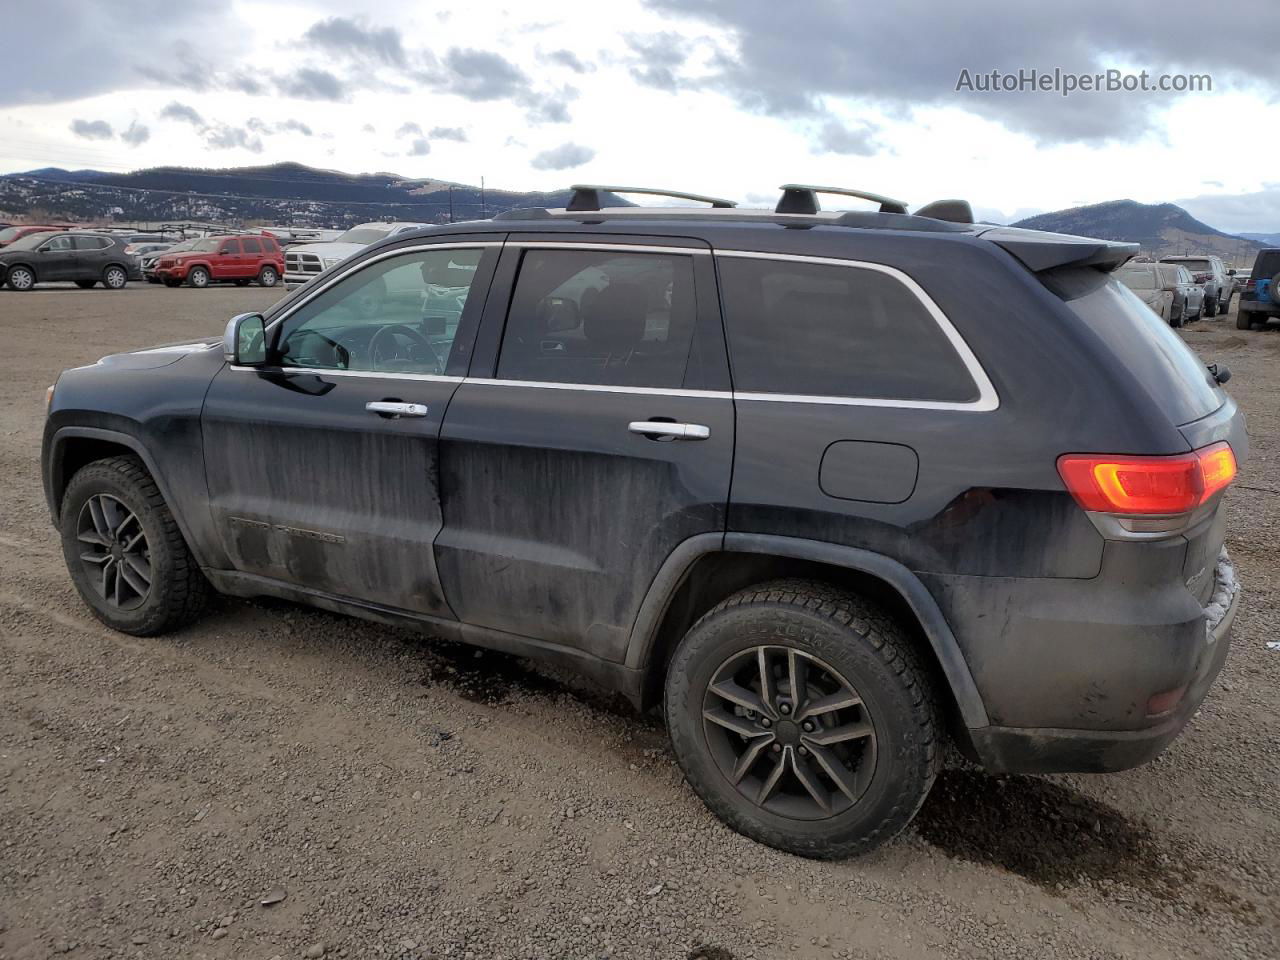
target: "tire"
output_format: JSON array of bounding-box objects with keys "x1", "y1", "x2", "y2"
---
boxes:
[
  {"x1": 1237, "y1": 311, "x2": 1253, "y2": 330},
  {"x1": 163, "y1": 277, "x2": 182, "y2": 288},
  {"x1": 102, "y1": 264, "x2": 127, "y2": 290},
  {"x1": 6, "y1": 265, "x2": 35, "y2": 291},
  {"x1": 187, "y1": 266, "x2": 210, "y2": 288},
  {"x1": 1203, "y1": 293, "x2": 1217, "y2": 318},
  {"x1": 1170, "y1": 301, "x2": 1184, "y2": 328},
  {"x1": 257, "y1": 265, "x2": 279, "y2": 287},
  {"x1": 665, "y1": 579, "x2": 939, "y2": 859},
  {"x1": 75, "y1": 279, "x2": 97, "y2": 290},
  {"x1": 58, "y1": 456, "x2": 210, "y2": 636}
]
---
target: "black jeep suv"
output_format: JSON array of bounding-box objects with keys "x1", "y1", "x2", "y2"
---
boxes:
[
  {"x1": 42, "y1": 185, "x2": 1246, "y2": 858},
  {"x1": 1237, "y1": 247, "x2": 1280, "y2": 329}
]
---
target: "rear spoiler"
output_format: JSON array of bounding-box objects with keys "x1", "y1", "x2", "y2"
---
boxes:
[{"x1": 975, "y1": 225, "x2": 1139, "y2": 273}]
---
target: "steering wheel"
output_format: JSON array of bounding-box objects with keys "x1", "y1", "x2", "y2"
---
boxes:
[{"x1": 368, "y1": 323, "x2": 443, "y2": 374}]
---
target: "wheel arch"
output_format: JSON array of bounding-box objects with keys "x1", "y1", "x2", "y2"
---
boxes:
[
  {"x1": 46, "y1": 427, "x2": 201, "y2": 562},
  {"x1": 5, "y1": 261, "x2": 38, "y2": 281},
  {"x1": 625, "y1": 532, "x2": 989, "y2": 732}
]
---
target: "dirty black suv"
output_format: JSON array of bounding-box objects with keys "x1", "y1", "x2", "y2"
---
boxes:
[{"x1": 42, "y1": 184, "x2": 1246, "y2": 858}]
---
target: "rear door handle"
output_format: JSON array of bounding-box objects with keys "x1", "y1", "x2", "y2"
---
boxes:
[
  {"x1": 366, "y1": 401, "x2": 428, "y2": 418},
  {"x1": 628, "y1": 421, "x2": 711, "y2": 440}
]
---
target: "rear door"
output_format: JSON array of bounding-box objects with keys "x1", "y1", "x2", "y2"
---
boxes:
[{"x1": 436, "y1": 236, "x2": 734, "y2": 660}]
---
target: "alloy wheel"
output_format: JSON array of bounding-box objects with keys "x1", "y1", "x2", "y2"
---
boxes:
[
  {"x1": 105, "y1": 267, "x2": 126, "y2": 289},
  {"x1": 76, "y1": 494, "x2": 152, "y2": 610},
  {"x1": 701, "y1": 645, "x2": 877, "y2": 821}
]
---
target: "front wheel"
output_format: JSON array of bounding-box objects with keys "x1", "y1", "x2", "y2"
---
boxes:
[
  {"x1": 665, "y1": 580, "x2": 939, "y2": 859},
  {"x1": 102, "y1": 265, "x2": 127, "y2": 290},
  {"x1": 187, "y1": 267, "x2": 210, "y2": 288},
  {"x1": 59, "y1": 456, "x2": 210, "y2": 635},
  {"x1": 258, "y1": 265, "x2": 279, "y2": 287},
  {"x1": 6, "y1": 265, "x2": 35, "y2": 291}
]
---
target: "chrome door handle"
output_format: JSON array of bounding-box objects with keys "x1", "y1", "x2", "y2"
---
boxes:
[
  {"x1": 366, "y1": 401, "x2": 428, "y2": 418},
  {"x1": 628, "y1": 421, "x2": 711, "y2": 440}
]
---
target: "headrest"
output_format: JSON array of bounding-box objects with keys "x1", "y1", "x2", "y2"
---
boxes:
[{"x1": 583, "y1": 282, "x2": 647, "y2": 352}]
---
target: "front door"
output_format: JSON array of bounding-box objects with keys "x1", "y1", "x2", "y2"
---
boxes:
[
  {"x1": 201, "y1": 239, "x2": 500, "y2": 616},
  {"x1": 38, "y1": 234, "x2": 78, "y2": 281},
  {"x1": 217, "y1": 238, "x2": 244, "y2": 280},
  {"x1": 436, "y1": 238, "x2": 734, "y2": 660}
]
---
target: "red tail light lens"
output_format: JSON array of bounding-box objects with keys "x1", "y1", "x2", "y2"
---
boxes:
[{"x1": 1057, "y1": 442, "x2": 1236, "y2": 515}]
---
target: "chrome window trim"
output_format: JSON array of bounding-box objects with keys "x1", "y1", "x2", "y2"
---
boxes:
[
  {"x1": 460, "y1": 378, "x2": 730, "y2": 399},
  {"x1": 264, "y1": 241, "x2": 503, "y2": 333},
  {"x1": 230, "y1": 365, "x2": 463, "y2": 383},
  {"x1": 504, "y1": 241, "x2": 709, "y2": 255},
  {"x1": 713, "y1": 249, "x2": 1000, "y2": 413}
]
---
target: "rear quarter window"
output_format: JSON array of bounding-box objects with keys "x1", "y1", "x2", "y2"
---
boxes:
[
  {"x1": 716, "y1": 257, "x2": 979, "y2": 403},
  {"x1": 1044, "y1": 268, "x2": 1221, "y2": 425}
]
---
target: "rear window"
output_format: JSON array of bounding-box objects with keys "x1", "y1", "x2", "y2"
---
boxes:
[
  {"x1": 1046, "y1": 269, "x2": 1221, "y2": 425},
  {"x1": 716, "y1": 257, "x2": 978, "y2": 402},
  {"x1": 1117, "y1": 266, "x2": 1156, "y2": 289},
  {"x1": 1166, "y1": 258, "x2": 1211, "y2": 273},
  {"x1": 261, "y1": 236, "x2": 279, "y2": 252},
  {"x1": 1252, "y1": 250, "x2": 1280, "y2": 277}
]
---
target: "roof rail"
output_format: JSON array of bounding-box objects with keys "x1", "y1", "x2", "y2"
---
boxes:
[
  {"x1": 566, "y1": 184, "x2": 737, "y2": 212},
  {"x1": 776, "y1": 184, "x2": 909, "y2": 216}
]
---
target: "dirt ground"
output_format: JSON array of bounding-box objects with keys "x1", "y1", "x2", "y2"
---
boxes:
[{"x1": 0, "y1": 283, "x2": 1277, "y2": 960}]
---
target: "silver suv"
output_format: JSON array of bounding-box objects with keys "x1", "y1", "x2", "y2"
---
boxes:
[{"x1": 1160, "y1": 255, "x2": 1232, "y2": 316}]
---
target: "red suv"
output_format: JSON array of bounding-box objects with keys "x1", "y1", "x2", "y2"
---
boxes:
[{"x1": 154, "y1": 234, "x2": 284, "y2": 288}]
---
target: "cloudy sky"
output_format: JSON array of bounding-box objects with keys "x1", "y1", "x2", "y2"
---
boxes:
[{"x1": 1, "y1": 0, "x2": 1276, "y2": 230}]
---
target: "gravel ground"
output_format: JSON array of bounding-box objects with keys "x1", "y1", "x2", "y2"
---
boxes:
[{"x1": 0, "y1": 284, "x2": 1277, "y2": 960}]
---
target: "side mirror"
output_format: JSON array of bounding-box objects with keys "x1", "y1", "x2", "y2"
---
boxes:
[
  {"x1": 223, "y1": 312, "x2": 267, "y2": 365},
  {"x1": 1228, "y1": 269, "x2": 1236, "y2": 276}
]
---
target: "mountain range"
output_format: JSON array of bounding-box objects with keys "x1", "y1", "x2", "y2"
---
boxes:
[
  {"x1": 0, "y1": 162, "x2": 618, "y2": 228},
  {"x1": 1011, "y1": 199, "x2": 1262, "y2": 265}
]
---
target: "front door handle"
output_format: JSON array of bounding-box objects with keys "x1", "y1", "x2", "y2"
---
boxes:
[
  {"x1": 628, "y1": 421, "x2": 711, "y2": 440},
  {"x1": 366, "y1": 401, "x2": 428, "y2": 418}
]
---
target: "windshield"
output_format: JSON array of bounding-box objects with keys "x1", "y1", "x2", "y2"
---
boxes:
[
  {"x1": 0, "y1": 227, "x2": 24, "y2": 244},
  {"x1": 1116, "y1": 267, "x2": 1156, "y2": 290},
  {"x1": 335, "y1": 226, "x2": 392, "y2": 244},
  {"x1": 1046, "y1": 268, "x2": 1221, "y2": 425},
  {"x1": 5, "y1": 231, "x2": 59, "y2": 251}
]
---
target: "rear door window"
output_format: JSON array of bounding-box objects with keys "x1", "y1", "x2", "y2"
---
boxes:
[
  {"x1": 716, "y1": 257, "x2": 979, "y2": 402},
  {"x1": 242, "y1": 237, "x2": 262, "y2": 254},
  {"x1": 496, "y1": 249, "x2": 698, "y2": 389},
  {"x1": 1044, "y1": 268, "x2": 1221, "y2": 425}
]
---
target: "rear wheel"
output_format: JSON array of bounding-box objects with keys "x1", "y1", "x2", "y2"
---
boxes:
[
  {"x1": 102, "y1": 265, "x2": 127, "y2": 290},
  {"x1": 1170, "y1": 301, "x2": 1184, "y2": 328},
  {"x1": 187, "y1": 266, "x2": 210, "y2": 288},
  {"x1": 75, "y1": 279, "x2": 97, "y2": 290},
  {"x1": 1203, "y1": 293, "x2": 1217, "y2": 317},
  {"x1": 58, "y1": 456, "x2": 209, "y2": 635},
  {"x1": 665, "y1": 580, "x2": 939, "y2": 859},
  {"x1": 258, "y1": 265, "x2": 279, "y2": 287},
  {"x1": 1237, "y1": 311, "x2": 1253, "y2": 330},
  {"x1": 6, "y1": 265, "x2": 35, "y2": 291}
]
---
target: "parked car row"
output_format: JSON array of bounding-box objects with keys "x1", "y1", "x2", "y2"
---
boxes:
[{"x1": 1117, "y1": 253, "x2": 1247, "y2": 327}]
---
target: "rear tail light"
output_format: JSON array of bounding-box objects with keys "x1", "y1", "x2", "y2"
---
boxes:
[
  {"x1": 1057, "y1": 442, "x2": 1237, "y2": 535},
  {"x1": 1245, "y1": 279, "x2": 1256, "y2": 290}
]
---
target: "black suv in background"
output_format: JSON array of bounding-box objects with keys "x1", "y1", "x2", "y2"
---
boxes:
[
  {"x1": 0, "y1": 231, "x2": 140, "y2": 290},
  {"x1": 41, "y1": 185, "x2": 1245, "y2": 858},
  {"x1": 1237, "y1": 247, "x2": 1280, "y2": 329}
]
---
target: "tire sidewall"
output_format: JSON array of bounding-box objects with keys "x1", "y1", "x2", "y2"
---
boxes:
[
  {"x1": 188, "y1": 267, "x2": 209, "y2": 288},
  {"x1": 59, "y1": 464, "x2": 182, "y2": 635},
  {"x1": 103, "y1": 265, "x2": 127, "y2": 289},
  {"x1": 8, "y1": 266, "x2": 35, "y2": 291},
  {"x1": 666, "y1": 600, "x2": 933, "y2": 855},
  {"x1": 258, "y1": 265, "x2": 278, "y2": 287}
]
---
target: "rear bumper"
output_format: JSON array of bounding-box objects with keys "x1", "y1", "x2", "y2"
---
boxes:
[
  {"x1": 1238, "y1": 300, "x2": 1276, "y2": 315},
  {"x1": 964, "y1": 551, "x2": 1240, "y2": 774}
]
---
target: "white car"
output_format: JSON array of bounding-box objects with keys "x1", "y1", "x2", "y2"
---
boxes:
[{"x1": 283, "y1": 222, "x2": 427, "y2": 286}]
